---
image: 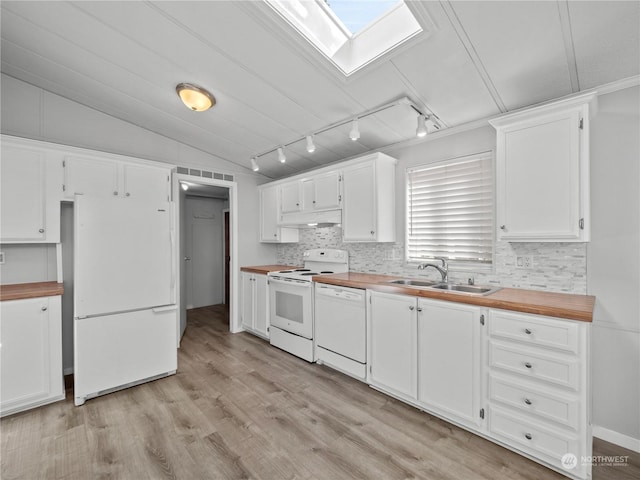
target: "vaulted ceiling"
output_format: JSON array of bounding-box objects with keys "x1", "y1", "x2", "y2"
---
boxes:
[{"x1": 2, "y1": 1, "x2": 638, "y2": 179}]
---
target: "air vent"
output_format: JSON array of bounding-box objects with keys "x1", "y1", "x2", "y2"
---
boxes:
[{"x1": 178, "y1": 166, "x2": 234, "y2": 182}]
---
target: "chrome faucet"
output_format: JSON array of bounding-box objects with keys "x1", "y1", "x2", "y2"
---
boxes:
[{"x1": 418, "y1": 257, "x2": 449, "y2": 283}]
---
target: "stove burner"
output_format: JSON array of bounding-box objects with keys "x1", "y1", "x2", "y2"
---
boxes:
[
  {"x1": 295, "y1": 269, "x2": 311, "y2": 272},
  {"x1": 300, "y1": 272, "x2": 319, "y2": 276},
  {"x1": 278, "y1": 270, "x2": 294, "y2": 273},
  {"x1": 320, "y1": 271, "x2": 334, "y2": 274}
]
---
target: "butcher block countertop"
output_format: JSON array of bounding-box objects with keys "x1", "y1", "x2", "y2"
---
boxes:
[
  {"x1": 0, "y1": 281, "x2": 64, "y2": 302},
  {"x1": 240, "y1": 265, "x2": 300, "y2": 275},
  {"x1": 313, "y1": 272, "x2": 595, "y2": 323}
]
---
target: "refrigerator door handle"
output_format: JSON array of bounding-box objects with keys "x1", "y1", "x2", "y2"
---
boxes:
[{"x1": 152, "y1": 305, "x2": 177, "y2": 313}]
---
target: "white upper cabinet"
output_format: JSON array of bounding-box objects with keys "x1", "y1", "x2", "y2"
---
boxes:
[
  {"x1": 64, "y1": 155, "x2": 171, "y2": 203},
  {"x1": 342, "y1": 153, "x2": 396, "y2": 242},
  {"x1": 0, "y1": 138, "x2": 62, "y2": 243},
  {"x1": 280, "y1": 181, "x2": 302, "y2": 214},
  {"x1": 301, "y1": 171, "x2": 341, "y2": 212},
  {"x1": 259, "y1": 184, "x2": 298, "y2": 243},
  {"x1": 490, "y1": 93, "x2": 596, "y2": 242}
]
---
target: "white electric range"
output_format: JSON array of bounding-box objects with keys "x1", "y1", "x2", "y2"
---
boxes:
[{"x1": 267, "y1": 249, "x2": 349, "y2": 362}]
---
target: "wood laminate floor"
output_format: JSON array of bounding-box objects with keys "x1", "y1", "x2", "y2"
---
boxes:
[{"x1": 2, "y1": 305, "x2": 638, "y2": 479}]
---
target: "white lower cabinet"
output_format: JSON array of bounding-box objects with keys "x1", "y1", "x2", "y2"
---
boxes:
[
  {"x1": 486, "y1": 308, "x2": 591, "y2": 480},
  {"x1": 241, "y1": 272, "x2": 269, "y2": 338},
  {"x1": 366, "y1": 291, "x2": 591, "y2": 480},
  {"x1": 0, "y1": 296, "x2": 64, "y2": 417},
  {"x1": 367, "y1": 291, "x2": 417, "y2": 401},
  {"x1": 417, "y1": 299, "x2": 483, "y2": 429}
]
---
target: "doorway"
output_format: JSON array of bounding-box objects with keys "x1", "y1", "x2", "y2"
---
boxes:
[{"x1": 175, "y1": 174, "x2": 238, "y2": 344}]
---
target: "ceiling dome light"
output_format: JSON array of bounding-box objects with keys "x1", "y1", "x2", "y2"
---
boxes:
[
  {"x1": 278, "y1": 147, "x2": 286, "y2": 163},
  {"x1": 349, "y1": 119, "x2": 360, "y2": 141},
  {"x1": 416, "y1": 114, "x2": 428, "y2": 137},
  {"x1": 176, "y1": 83, "x2": 216, "y2": 112},
  {"x1": 306, "y1": 135, "x2": 316, "y2": 153},
  {"x1": 251, "y1": 157, "x2": 260, "y2": 172}
]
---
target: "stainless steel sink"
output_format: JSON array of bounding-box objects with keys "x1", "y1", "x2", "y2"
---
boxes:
[
  {"x1": 387, "y1": 279, "x2": 500, "y2": 296},
  {"x1": 430, "y1": 283, "x2": 501, "y2": 295},
  {"x1": 387, "y1": 279, "x2": 438, "y2": 287}
]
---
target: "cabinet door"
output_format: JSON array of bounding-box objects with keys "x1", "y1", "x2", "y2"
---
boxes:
[
  {"x1": 343, "y1": 163, "x2": 376, "y2": 241},
  {"x1": 0, "y1": 146, "x2": 46, "y2": 241},
  {"x1": 123, "y1": 164, "x2": 170, "y2": 202},
  {"x1": 241, "y1": 272, "x2": 254, "y2": 330},
  {"x1": 417, "y1": 299, "x2": 481, "y2": 427},
  {"x1": 368, "y1": 291, "x2": 417, "y2": 400},
  {"x1": 280, "y1": 182, "x2": 301, "y2": 214},
  {"x1": 313, "y1": 171, "x2": 341, "y2": 210},
  {"x1": 497, "y1": 110, "x2": 582, "y2": 240},
  {"x1": 260, "y1": 186, "x2": 279, "y2": 241},
  {"x1": 254, "y1": 274, "x2": 269, "y2": 337},
  {"x1": 64, "y1": 155, "x2": 119, "y2": 199},
  {"x1": 0, "y1": 297, "x2": 63, "y2": 415}
]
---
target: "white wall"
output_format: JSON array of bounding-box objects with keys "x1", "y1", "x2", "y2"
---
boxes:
[
  {"x1": 184, "y1": 196, "x2": 226, "y2": 309},
  {"x1": 588, "y1": 85, "x2": 640, "y2": 449}
]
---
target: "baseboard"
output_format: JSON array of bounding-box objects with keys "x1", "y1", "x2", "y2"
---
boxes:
[{"x1": 593, "y1": 425, "x2": 640, "y2": 452}]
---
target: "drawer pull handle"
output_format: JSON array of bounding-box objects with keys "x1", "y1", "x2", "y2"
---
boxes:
[
  {"x1": 524, "y1": 398, "x2": 532, "y2": 405},
  {"x1": 409, "y1": 305, "x2": 415, "y2": 311},
  {"x1": 524, "y1": 362, "x2": 532, "y2": 369},
  {"x1": 524, "y1": 328, "x2": 532, "y2": 335},
  {"x1": 524, "y1": 433, "x2": 533, "y2": 440},
  {"x1": 41, "y1": 306, "x2": 48, "y2": 311}
]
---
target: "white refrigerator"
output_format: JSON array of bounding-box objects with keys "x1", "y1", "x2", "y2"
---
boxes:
[{"x1": 73, "y1": 195, "x2": 177, "y2": 406}]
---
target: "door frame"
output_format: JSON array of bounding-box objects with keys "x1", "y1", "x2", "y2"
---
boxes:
[
  {"x1": 173, "y1": 173, "x2": 240, "y2": 344},
  {"x1": 222, "y1": 208, "x2": 230, "y2": 306}
]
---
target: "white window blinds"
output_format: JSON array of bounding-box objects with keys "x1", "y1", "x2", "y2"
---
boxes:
[{"x1": 407, "y1": 153, "x2": 494, "y2": 264}]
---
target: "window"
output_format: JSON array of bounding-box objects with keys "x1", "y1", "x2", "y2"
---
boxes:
[{"x1": 406, "y1": 153, "x2": 494, "y2": 266}]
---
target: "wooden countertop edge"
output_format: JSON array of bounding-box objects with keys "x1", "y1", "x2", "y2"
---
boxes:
[
  {"x1": 240, "y1": 265, "x2": 301, "y2": 274},
  {"x1": 0, "y1": 281, "x2": 64, "y2": 301},
  {"x1": 313, "y1": 275, "x2": 594, "y2": 323}
]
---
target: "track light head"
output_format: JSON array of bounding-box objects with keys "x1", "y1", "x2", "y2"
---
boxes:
[
  {"x1": 306, "y1": 135, "x2": 316, "y2": 153},
  {"x1": 278, "y1": 147, "x2": 286, "y2": 163},
  {"x1": 416, "y1": 114, "x2": 428, "y2": 137},
  {"x1": 349, "y1": 119, "x2": 360, "y2": 141},
  {"x1": 251, "y1": 157, "x2": 260, "y2": 172}
]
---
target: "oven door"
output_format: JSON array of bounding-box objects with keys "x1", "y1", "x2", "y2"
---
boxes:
[{"x1": 268, "y1": 276, "x2": 313, "y2": 339}]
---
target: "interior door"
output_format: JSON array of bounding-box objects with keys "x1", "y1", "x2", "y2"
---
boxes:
[{"x1": 74, "y1": 195, "x2": 173, "y2": 318}]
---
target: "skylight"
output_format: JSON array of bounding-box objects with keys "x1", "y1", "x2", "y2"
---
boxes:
[
  {"x1": 325, "y1": 0, "x2": 402, "y2": 35},
  {"x1": 266, "y1": 0, "x2": 424, "y2": 76}
]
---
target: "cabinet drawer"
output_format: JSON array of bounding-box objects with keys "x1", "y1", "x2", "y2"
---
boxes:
[
  {"x1": 488, "y1": 406, "x2": 584, "y2": 476},
  {"x1": 489, "y1": 340, "x2": 579, "y2": 391},
  {"x1": 489, "y1": 310, "x2": 579, "y2": 354},
  {"x1": 489, "y1": 374, "x2": 579, "y2": 429}
]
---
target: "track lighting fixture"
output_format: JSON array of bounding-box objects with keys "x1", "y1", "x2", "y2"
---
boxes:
[
  {"x1": 416, "y1": 114, "x2": 428, "y2": 137},
  {"x1": 278, "y1": 147, "x2": 286, "y2": 163},
  {"x1": 306, "y1": 135, "x2": 316, "y2": 153},
  {"x1": 349, "y1": 119, "x2": 360, "y2": 141},
  {"x1": 251, "y1": 157, "x2": 259, "y2": 172}
]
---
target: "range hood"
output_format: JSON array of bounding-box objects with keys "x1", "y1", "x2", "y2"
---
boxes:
[{"x1": 278, "y1": 209, "x2": 342, "y2": 228}]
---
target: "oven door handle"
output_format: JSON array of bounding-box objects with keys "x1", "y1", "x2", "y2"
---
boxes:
[{"x1": 268, "y1": 276, "x2": 313, "y2": 287}]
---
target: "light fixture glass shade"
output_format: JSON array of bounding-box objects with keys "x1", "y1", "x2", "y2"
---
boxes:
[
  {"x1": 251, "y1": 157, "x2": 260, "y2": 172},
  {"x1": 349, "y1": 119, "x2": 360, "y2": 141},
  {"x1": 278, "y1": 147, "x2": 286, "y2": 163},
  {"x1": 176, "y1": 83, "x2": 216, "y2": 111},
  {"x1": 306, "y1": 135, "x2": 316, "y2": 153},
  {"x1": 416, "y1": 114, "x2": 428, "y2": 137}
]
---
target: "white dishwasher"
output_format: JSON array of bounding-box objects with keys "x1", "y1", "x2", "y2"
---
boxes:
[{"x1": 314, "y1": 283, "x2": 366, "y2": 380}]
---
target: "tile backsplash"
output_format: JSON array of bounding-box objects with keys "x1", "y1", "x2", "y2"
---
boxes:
[{"x1": 276, "y1": 227, "x2": 587, "y2": 294}]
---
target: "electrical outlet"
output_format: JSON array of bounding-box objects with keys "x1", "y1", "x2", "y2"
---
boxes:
[
  {"x1": 0, "y1": 252, "x2": 4, "y2": 264},
  {"x1": 516, "y1": 255, "x2": 533, "y2": 269}
]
